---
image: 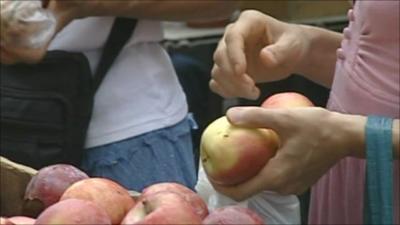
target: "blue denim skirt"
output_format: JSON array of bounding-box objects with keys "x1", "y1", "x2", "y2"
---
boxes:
[{"x1": 80, "y1": 116, "x2": 197, "y2": 192}]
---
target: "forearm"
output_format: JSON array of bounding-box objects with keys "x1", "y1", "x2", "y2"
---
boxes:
[
  {"x1": 296, "y1": 25, "x2": 343, "y2": 88},
  {"x1": 69, "y1": 0, "x2": 238, "y2": 21},
  {"x1": 332, "y1": 112, "x2": 399, "y2": 159}
]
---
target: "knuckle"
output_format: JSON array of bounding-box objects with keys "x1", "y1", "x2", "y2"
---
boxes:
[
  {"x1": 213, "y1": 48, "x2": 223, "y2": 63},
  {"x1": 224, "y1": 32, "x2": 237, "y2": 45},
  {"x1": 210, "y1": 66, "x2": 220, "y2": 79},
  {"x1": 225, "y1": 23, "x2": 234, "y2": 32}
]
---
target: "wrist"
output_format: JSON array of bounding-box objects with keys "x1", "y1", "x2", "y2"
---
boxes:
[
  {"x1": 294, "y1": 25, "x2": 342, "y2": 87},
  {"x1": 329, "y1": 112, "x2": 367, "y2": 158},
  {"x1": 294, "y1": 24, "x2": 315, "y2": 76},
  {"x1": 48, "y1": 3, "x2": 76, "y2": 33}
]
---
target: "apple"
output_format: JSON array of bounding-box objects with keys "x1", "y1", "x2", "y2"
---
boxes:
[
  {"x1": 24, "y1": 164, "x2": 89, "y2": 209},
  {"x1": 200, "y1": 116, "x2": 279, "y2": 186},
  {"x1": 34, "y1": 198, "x2": 111, "y2": 225},
  {"x1": 141, "y1": 182, "x2": 208, "y2": 219},
  {"x1": 0, "y1": 217, "x2": 14, "y2": 225},
  {"x1": 203, "y1": 205, "x2": 265, "y2": 224},
  {"x1": 261, "y1": 92, "x2": 314, "y2": 108},
  {"x1": 60, "y1": 177, "x2": 135, "y2": 224},
  {"x1": 121, "y1": 191, "x2": 202, "y2": 225},
  {"x1": 8, "y1": 216, "x2": 36, "y2": 225},
  {"x1": 7, "y1": 216, "x2": 35, "y2": 225}
]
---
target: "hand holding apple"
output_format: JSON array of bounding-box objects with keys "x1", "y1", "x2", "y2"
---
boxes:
[
  {"x1": 201, "y1": 92, "x2": 314, "y2": 187},
  {"x1": 209, "y1": 101, "x2": 360, "y2": 201}
]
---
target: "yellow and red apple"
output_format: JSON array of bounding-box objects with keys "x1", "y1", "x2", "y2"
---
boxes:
[{"x1": 200, "y1": 116, "x2": 279, "y2": 186}]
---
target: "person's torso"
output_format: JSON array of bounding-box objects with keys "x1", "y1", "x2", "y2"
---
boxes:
[
  {"x1": 329, "y1": 0, "x2": 399, "y2": 117},
  {"x1": 48, "y1": 17, "x2": 188, "y2": 148},
  {"x1": 309, "y1": 1, "x2": 399, "y2": 224}
]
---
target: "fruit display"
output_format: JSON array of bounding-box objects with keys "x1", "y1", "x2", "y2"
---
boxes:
[
  {"x1": 200, "y1": 92, "x2": 314, "y2": 186},
  {"x1": 1, "y1": 163, "x2": 267, "y2": 224},
  {"x1": 1, "y1": 92, "x2": 316, "y2": 224}
]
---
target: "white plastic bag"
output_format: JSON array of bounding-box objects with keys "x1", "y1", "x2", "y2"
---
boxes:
[
  {"x1": 195, "y1": 164, "x2": 301, "y2": 224},
  {"x1": 248, "y1": 191, "x2": 301, "y2": 225},
  {"x1": 0, "y1": 0, "x2": 56, "y2": 48}
]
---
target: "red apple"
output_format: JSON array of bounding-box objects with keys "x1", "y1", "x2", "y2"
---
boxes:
[
  {"x1": 200, "y1": 116, "x2": 279, "y2": 186},
  {"x1": 203, "y1": 206, "x2": 265, "y2": 225},
  {"x1": 261, "y1": 92, "x2": 314, "y2": 108},
  {"x1": 24, "y1": 164, "x2": 89, "y2": 209},
  {"x1": 0, "y1": 217, "x2": 14, "y2": 225},
  {"x1": 7, "y1": 216, "x2": 35, "y2": 225},
  {"x1": 34, "y1": 198, "x2": 111, "y2": 225},
  {"x1": 60, "y1": 177, "x2": 135, "y2": 224},
  {"x1": 121, "y1": 191, "x2": 202, "y2": 225},
  {"x1": 141, "y1": 182, "x2": 208, "y2": 219}
]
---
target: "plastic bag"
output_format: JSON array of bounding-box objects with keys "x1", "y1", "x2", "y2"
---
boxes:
[
  {"x1": 195, "y1": 164, "x2": 301, "y2": 224},
  {"x1": 0, "y1": 0, "x2": 56, "y2": 48}
]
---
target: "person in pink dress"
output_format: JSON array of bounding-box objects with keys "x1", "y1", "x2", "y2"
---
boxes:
[{"x1": 208, "y1": 1, "x2": 399, "y2": 224}]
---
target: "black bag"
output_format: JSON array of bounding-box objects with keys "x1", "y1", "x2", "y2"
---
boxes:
[{"x1": 0, "y1": 18, "x2": 137, "y2": 169}]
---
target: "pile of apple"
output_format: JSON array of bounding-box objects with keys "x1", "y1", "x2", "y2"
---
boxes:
[
  {"x1": 1, "y1": 163, "x2": 265, "y2": 224},
  {"x1": 200, "y1": 92, "x2": 314, "y2": 185}
]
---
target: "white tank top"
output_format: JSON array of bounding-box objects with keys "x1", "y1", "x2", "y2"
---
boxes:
[{"x1": 49, "y1": 17, "x2": 188, "y2": 148}]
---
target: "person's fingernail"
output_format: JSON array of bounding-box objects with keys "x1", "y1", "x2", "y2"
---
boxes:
[
  {"x1": 227, "y1": 107, "x2": 245, "y2": 123},
  {"x1": 261, "y1": 48, "x2": 278, "y2": 65},
  {"x1": 249, "y1": 86, "x2": 260, "y2": 99},
  {"x1": 234, "y1": 63, "x2": 243, "y2": 75}
]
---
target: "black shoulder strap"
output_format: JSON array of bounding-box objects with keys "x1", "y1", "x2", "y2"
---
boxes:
[{"x1": 93, "y1": 17, "x2": 138, "y2": 91}]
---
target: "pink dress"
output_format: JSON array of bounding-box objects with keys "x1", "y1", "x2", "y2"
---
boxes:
[{"x1": 308, "y1": 1, "x2": 399, "y2": 224}]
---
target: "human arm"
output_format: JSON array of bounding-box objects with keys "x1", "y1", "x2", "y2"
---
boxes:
[
  {"x1": 53, "y1": 0, "x2": 238, "y2": 22},
  {"x1": 0, "y1": 0, "x2": 238, "y2": 64},
  {"x1": 209, "y1": 107, "x2": 399, "y2": 201},
  {"x1": 210, "y1": 10, "x2": 343, "y2": 100}
]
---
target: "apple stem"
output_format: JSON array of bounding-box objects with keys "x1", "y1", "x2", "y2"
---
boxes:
[{"x1": 143, "y1": 200, "x2": 153, "y2": 214}]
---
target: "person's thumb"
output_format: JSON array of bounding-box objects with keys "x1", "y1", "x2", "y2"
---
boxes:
[
  {"x1": 259, "y1": 35, "x2": 293, "y2": 68},
  {"x1": 226, "y1": 107, "x2": 284, "y2": 132}
]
